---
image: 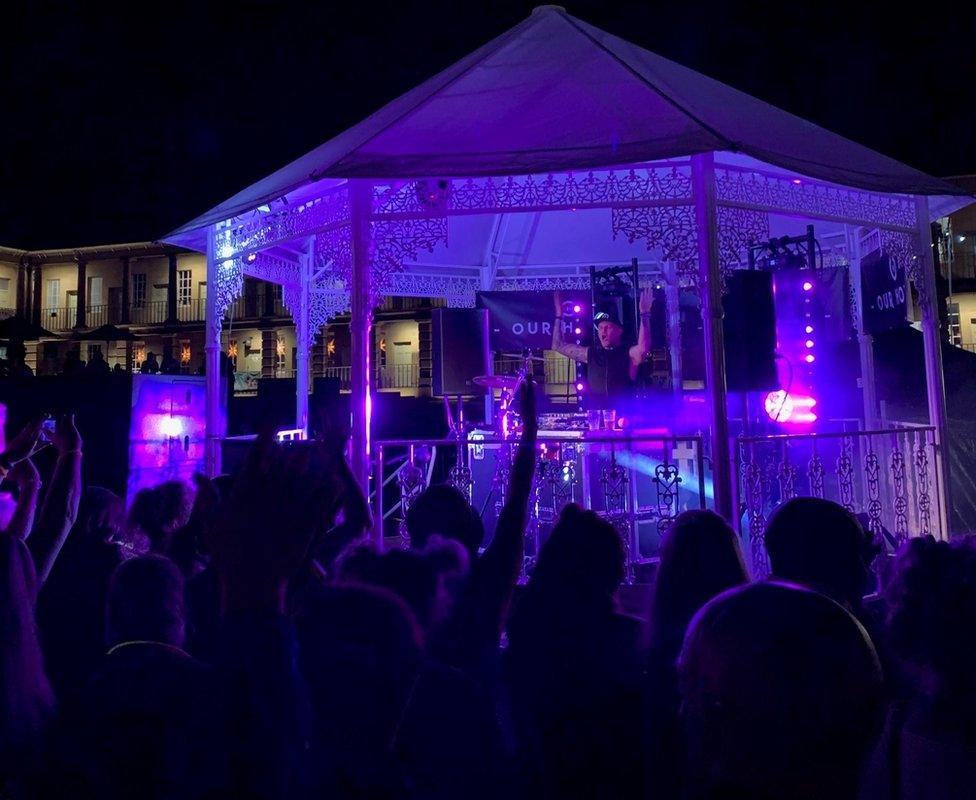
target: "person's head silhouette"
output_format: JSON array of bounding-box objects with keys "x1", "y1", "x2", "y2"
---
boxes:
[
  {"x1": 679, "y1": 582, "x2": 883, "y2": 800},
  {"x1": 765, "y1": 497, "x2": 878, "y2": 611}
]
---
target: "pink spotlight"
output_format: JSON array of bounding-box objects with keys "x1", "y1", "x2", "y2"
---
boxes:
[
  {"x1": 573, "y1": 304, "x2": 582, "y2": 314},
  {"x1": 576, "y1": 382, "x2": 584, "y2": 392},
  {"x1": 574, "y1": 327, "x2": 582, "y2": 335},
  {"x1": 805, "y1": 325, "x2": 814, "y2": 334},
  {"x1": 764, "y1": 391, "x2": 817, "y2": 424},
  {"x1": 802, "y1": 281, "x2": 813, "y2": 292},
  {"x1": 805, "y1": 339, "x2": 815, "y2": 348},
  {"x1": 805, "y1": 354, "x2": 816, "y2": 363}
]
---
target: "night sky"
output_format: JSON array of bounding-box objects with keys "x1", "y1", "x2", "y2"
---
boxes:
[{"x1": 3, "y1": 0, "x2": 973, "y2": 250}]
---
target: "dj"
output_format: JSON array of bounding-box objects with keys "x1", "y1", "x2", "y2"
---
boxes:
[{"x1": 552, "y1": 289, "x2": 654, "y2": 408}]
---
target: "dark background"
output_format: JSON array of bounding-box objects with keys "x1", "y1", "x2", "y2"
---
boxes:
[{"x1": 2, "y1": 0, "x2": 974, "y2": 250}]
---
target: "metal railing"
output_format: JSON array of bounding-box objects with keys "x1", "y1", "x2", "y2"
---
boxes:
[
  {"x1": 373, "y1": 433, "x2": 707, "y2": 569},
  {"x1": 735, "y1": 426, "x2": 946, "y2": 577},
  {"x1": 377, "y1": 363, "x2": 419, "y2": 389}
]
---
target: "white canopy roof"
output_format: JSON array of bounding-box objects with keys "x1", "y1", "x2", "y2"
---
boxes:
[{"x1": 169, "y1": 5, "x2": 969, "y2": 241}]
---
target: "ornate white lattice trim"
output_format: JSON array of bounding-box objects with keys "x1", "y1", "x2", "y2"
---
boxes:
[
  {"x1": 372, "y1": 166, "x2": 694, "y2": 217},
  {"x1": 227, "y1": 187, "x2": 350, "y2": 257},
  {"x1": 715, "y1": 167, "x2": 916, "y2": 230},
  {"x1": 241, "y1": 251, "x2": 301, "y2": 287},
  {"x1": 282, "y1": 285, "x2": 349, "y2": 348},
  {"x1": 383, "y1": 272, "x2": 480, "y2": 307},
  {"x1": 611, "y1": 205, "x2": 769, "y2": 286},
  {"x1": 493, "y1": 276, "x2": 592, "y2": 292},
  {"x1": 208, "y1": 258, "x2": 244, "y2": 341},
  {"x1": 371, "y1": 218, "x2": 448, "y2": 300}
]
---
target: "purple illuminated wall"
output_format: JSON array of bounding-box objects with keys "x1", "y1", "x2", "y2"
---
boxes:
[{"x1": 127, "y1": 374, "x2": 210, "y2": 502}]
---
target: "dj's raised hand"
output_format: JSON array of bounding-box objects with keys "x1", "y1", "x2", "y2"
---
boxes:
[{"x1": 639, "y1": 287, "x2": 654, "y2": 314}]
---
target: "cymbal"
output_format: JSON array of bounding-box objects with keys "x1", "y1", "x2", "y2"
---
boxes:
[{"x1": 473, "y1": 374, "x2": 519, "y2": 389}]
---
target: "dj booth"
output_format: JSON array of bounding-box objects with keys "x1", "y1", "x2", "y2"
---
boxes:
[{"x1": 373, "y1": 425, "x2": 707, "y2": 577}]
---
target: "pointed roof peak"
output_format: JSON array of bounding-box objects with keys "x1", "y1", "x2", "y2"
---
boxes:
[{"x1": 169, "y1": 7, "x2": 967, "y2": 238}]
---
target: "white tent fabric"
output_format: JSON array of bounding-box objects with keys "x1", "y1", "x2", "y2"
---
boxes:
[{"x1": 168, "y1": 5, "x2": 968, "y2": 239}]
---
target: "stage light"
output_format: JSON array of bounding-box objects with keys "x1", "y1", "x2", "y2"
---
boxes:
[
  {"x1": 576, "y1": 382, "x2": 584, "y2": 392},
  {"x1": 160, "y1": 416, "x2": 183, "y2": 438},
  {"x1": 805, "y1": 325, "x2": 814, "y2": 334},
  {"x1": 574, "y1": 327, "x2": 582, "y2": 335},
  {"x1": 805, "y1": 339, "x2": 815, "y2": 348},
  {"x1": 616, "y1": 416, "x2": 627, "y2": 429},
  {"x1": 246, "y1": 253, "x2": 257, "y2": 263},
  {"x1": 805, "y1": 354, "x2": 815, "y2": 363},
  {"x1": 764, "y1": 390, "x2": 817, "y2": 424},
  {"x1": 573, "y1": 304, "x2": 581, "y2": 314},
  {"x1": 802, "y1": 281, "x2": 813, "y2": 292},
  {"x1": 959, "y1": 235, "x2": 966, "y2": 243}
]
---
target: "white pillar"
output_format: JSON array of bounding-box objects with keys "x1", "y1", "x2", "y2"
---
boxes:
[
  {"x1": 349, "y1": 181, "x2": 374, "y2": 490},
  {"x1": 692, "y1": 153, "x2": 734, "y2": 521},
  {"x1": 295, "y1": 243, "x2": 312, "y2": 434},
  {"x1": 204, "y1": 225, "x2": 224, "y2": 476},
  {"x1": 915, "y1": 196, "x2": 952, "y2": 535},
  {"x1": 846, "y1": 226, "x2": 880, "y2": 429},
  {"x1": 663, "y1": 260, "x2": 682, "y2": 393}
]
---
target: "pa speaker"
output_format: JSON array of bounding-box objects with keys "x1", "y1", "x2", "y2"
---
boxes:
[
  {"x1": 723, "y1": 271, "x2": 778, "y2": 392},
  {"x1": 432, "y1": 308, "x2": 489, "y2": 396}
]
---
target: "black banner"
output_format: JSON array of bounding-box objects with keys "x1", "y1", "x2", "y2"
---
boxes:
[
  {"x1": 477, "y1": 291, "x2": 590, "y2": 352},
  {"x1": 860, "y1": 249, "x2": 908, "y2": 334}
]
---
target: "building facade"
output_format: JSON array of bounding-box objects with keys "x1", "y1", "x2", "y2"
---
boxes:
[{"x1": 0, "y1": 242, "x2": 440, "y2": 396}]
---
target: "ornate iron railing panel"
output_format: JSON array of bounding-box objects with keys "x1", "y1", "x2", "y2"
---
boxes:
[{"x1": 736, "y1": 426, "x2": 945, "y2": 578}]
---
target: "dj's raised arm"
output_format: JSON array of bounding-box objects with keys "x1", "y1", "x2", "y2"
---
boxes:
[
  {"x1": 629, "y1": 288, "x2": 654, "y2": 372},
  {"x1": 552, "y1": 292, "x2": 588, "y2": 363}
]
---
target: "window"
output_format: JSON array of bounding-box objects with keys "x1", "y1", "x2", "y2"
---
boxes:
[
  {"x1": 948, "y1": 302, "x2": 962, "y2": 346},
  {"x1": 132, "y1": 273, "x2": 147, "y2": 308},
  {"x1": 47, "y1": 279, "x2": 60, "y2": 308},
  {"x1": 88, "y1": 276, "x2": 103, "y2": 306},
  {"x1": 0, "y1": 277, "x2": 9, "y2": 310},
  {"x1": 178, "y1": 270, "x2": 192, "y2": 306},
  {"x1": 87, "y1": 344, "x2": 102, "y2": 362}
]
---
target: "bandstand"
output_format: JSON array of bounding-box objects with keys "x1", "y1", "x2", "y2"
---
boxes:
[{"x1": 166, "y1": 6, "x2": 970, "y2": 572}]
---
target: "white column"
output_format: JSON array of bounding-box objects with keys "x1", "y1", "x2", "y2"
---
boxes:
[
  {"x1": 349, "y1": 181, "x2": 374, "y2": 490},
  {"x1": 915, "y1": 196, "x2": 952, "y2": 535},
  {"x1": 204, "y1": 225, "x2": 224, "y2": 476},
  {"x1": 295, "y1": 243, "x2": 312, "y2": 434},
  {"x1": 846, "y1": 226, "x2": 880, "y2": 429},
  {"x1": 692, "y1": 153, "x2": 734, "y2": 521},
  {"x1": 663, "y1": 260, "x2": 682, "y2": 393}
]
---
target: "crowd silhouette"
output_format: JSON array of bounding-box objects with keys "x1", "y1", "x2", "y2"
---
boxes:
[{"x1": 1, "y1": 379, "x2": 975, "y2": 799}]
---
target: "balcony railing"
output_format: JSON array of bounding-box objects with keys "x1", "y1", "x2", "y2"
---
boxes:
[{"x1": 377, "y1": 363, "x2": 419, "y2": 389}]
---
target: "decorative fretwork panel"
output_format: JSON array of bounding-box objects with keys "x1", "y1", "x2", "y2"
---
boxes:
[
  {"x1": 227, "y1": 189, "x2": 350, "y2": 256},
  {"x1": 242, "y1": 252, "x2": 301, "y2": 287},
  {"x1": 372, "y1": 166, "x2": 694, "y2": 216},
  {"x1": 715, "y1": 167, "x2": 917, "y2": 230}
]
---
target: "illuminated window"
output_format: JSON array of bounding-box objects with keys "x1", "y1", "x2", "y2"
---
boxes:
[
  {"x1": 178, "y1": 270, "x2": 192, "y2": 306},
  {"x1": 132, "y1": 274, "x2": 147, "y2": 308}
]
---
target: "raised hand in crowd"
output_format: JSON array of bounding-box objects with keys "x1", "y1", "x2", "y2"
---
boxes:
[
  {"x1": 28, "y1": 415, "x2": 83, "y2": 584},
  {"x1": 308, "y1": 412, "x2": 373, "y2": 575},
  {"x1": 0, "y1": 418, "x2": 43, "y2": 473},
  {"x1": 210, "y1": 435, "x2": 343, "y2": 613}
]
